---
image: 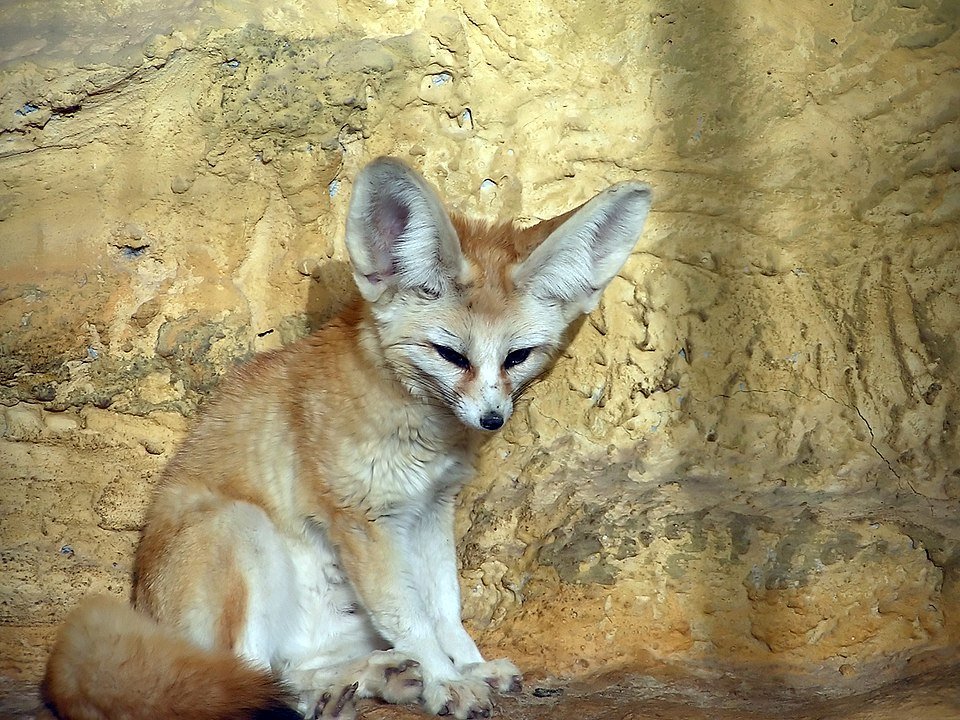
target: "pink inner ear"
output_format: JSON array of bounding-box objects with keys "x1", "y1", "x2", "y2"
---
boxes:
[
  {"x1": 364, "y1": 271, "x2": 391, "y2": 285},
  {"x1": 585, "y1": 204, "x2": 633, "y2": 258},
  {"x1": 373, "y1": 195, "x2": 411, "y2": 246},
  {"x1": 363, "y1": 194, "x2": 413, "y2": 282}
]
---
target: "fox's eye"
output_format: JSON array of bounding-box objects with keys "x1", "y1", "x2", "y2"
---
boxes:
[
  {"x1": 503, "y1": 347, "x2": 532, "y2": 369},
  {"x1": 432, "y1": 344, "x2": 471, "y2": 369}
]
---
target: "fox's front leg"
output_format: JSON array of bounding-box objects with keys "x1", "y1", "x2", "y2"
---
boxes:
[
  {"x1": 328, "y1": 511, "x2": 495, "y2": 719},
  {"x1": 412, "y1": 492, "x2": 482, "y2": 665},
  {"x1": 410, "y1": 491, "x2": 522, "y2": 694}
]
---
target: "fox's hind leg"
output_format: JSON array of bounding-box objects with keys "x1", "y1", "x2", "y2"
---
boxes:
[
  {"x1": 291, "y1": 650, "x2": 423, "y2": 717},
  {"x1": 274, "y1": 525, "x2": 423, "y2": 715},
  {"x1": 135, "y1": 494, "x2": 301, "y2": 667}
]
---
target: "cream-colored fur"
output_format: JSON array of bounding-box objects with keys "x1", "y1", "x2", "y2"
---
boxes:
[{"x1": 44, "y1": 158, "x2": 652, "y2": 720}]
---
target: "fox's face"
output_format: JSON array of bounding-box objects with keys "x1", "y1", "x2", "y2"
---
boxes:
[
  {"x1": 371, "y1": 284, "x2": 566, "y2": 431},
  {"x1": 344, "y1": 158, "x2": 653, "y2": 433}
]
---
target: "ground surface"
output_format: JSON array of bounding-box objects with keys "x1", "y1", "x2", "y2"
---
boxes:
[{"x1": 4, "y1": 657, "x2": 959, "y2": 720}]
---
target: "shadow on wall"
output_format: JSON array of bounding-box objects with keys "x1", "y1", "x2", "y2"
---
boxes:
[
  {"x1": 643, "y1": 0, "x2": 959, "y2": 696},
  {"x1": 304, "y1": 259, "x2": 355, "y2": 331},
  {"x1": 667, "y1": 2, "x2": 804, "y2": 692}
]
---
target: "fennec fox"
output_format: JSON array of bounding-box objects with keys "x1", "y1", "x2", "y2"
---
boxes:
[{"x1": 44, "y1": 158, "x2": 653, "y2": 720}]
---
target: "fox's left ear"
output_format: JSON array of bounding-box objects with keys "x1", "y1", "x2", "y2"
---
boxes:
[{"x1": 512, "y1": 182, "x2": 653, "y2": 319}]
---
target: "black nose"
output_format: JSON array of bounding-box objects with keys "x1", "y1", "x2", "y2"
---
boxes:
[{"x1": 479, "y1": 412, "x2": 504, "y2": 431}]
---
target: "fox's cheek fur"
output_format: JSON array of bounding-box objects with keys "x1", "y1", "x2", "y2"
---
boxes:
[{"x1": 398, "y1": 352, "x2": 461, "y2": 405}]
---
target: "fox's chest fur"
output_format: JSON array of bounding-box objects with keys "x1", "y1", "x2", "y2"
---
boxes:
[{"x1": 315, "y1": 387, "x2": 475, "y2": 517}]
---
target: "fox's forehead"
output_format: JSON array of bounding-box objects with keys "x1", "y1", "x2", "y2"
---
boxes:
[
  {"x1": 451, "y1": 215, "x2": 534, "y2": 263},
  {"x1": 402, "y1": 214, "x2": 566, "y2": 348},
  {"x1": 426, "y1": 287, "x2": 558, "y2": 354},
  {"x1": 449, "y1": 215, "x2": 544, "y2": 295}
]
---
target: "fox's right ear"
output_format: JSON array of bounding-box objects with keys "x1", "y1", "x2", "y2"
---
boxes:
[
  {"x1": 344, "y1": 157, "x2": 466, "y2": 302},
  {"x1": 513, "y1": 181, "x2": 653, "y2": 321}
]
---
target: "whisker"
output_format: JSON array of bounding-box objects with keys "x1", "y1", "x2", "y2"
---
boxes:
[
  {"x1": 383, "y1": 361, "x2": 459, "y2": 411},
  {"x1": 513, "y1": 374, "x2": 544, "y2": 402}
]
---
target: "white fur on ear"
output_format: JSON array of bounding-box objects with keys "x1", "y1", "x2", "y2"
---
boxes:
[
  {"x1": 513, "y1": 182, "x2": 653, "y2": 318},
  {"x1": 344, "y1": 157, "x2": 466, "y2": 302}
]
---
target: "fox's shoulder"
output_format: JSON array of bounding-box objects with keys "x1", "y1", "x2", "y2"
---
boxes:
[{"x1": 210, "y1": 299, "x2": 365, "y2": 396}]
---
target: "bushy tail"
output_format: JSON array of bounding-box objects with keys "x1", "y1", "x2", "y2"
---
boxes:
[{"x1": 44, "y1": 595, "x2": 299, "y2": 720}]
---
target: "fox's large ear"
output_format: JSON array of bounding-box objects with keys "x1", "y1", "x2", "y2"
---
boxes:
[
  {"x1": 344, "y1": 157, "x2": 466, "y2": 302},
  {"x1": 513, "y1": 182, "x2": 653, "y2": 318}
]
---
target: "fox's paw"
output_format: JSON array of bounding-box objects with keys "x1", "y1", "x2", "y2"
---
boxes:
[
  {"x1": 360, "y1": 649, "x2": 424, "y2": 705},
  {"x1": 422, "y1": 675, "x2": 493, "y2": 719},
  {"x1": 461, "y1": 658, "x2": 522, "y2": 694},
  {"x1": 310, "y1": 681, "x2": 358, "y2": 720}
]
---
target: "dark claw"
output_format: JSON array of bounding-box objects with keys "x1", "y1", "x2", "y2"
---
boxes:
[
  {"x1": 332, "y1": 682, "x2": 358, "y2": 717},
  {"x1": 385, "y1": 665, "x2": 400, "y2": 678},
  {"x1": 485, "y1": 674, "x2": 522, "y2": 693},
  {"x1": 385, "y1": 659, "x2": 418, "y2": 678},
  {"x1": 314, "y1": 693, "x2": 330, "y2": 720},
  {"x1": 438, "y1": 703, "x2": 451, "y2": 716}
]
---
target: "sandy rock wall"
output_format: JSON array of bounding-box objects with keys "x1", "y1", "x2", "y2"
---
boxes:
[{"x1": 1, "y1": 0, "x2": 958, "y2": 701}]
